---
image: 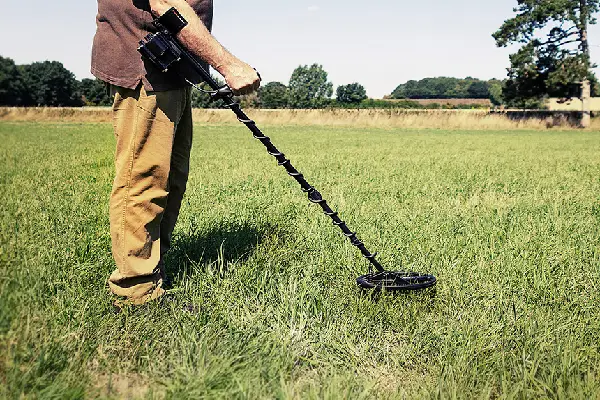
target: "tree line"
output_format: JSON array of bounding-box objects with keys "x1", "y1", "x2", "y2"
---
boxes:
[
  {"x1": 0, "y1": 55, "x2": 497, "y2": 109},
  {"x1": 0, "y1": 56, "x2": 107, "y2": 107},
  {"x1": 0, "y1": 57, "x2": 369, "y2": 108},
  {"x1": 2, "y1": 1, "x2": 599, "y2": 114}
]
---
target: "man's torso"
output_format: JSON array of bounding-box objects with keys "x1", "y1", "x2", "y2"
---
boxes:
[{"x1": 91, "y1": 0, "x2": 213, "y2": 91}]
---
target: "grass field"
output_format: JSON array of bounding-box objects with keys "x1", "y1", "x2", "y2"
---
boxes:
[{"x1": 1, "y1": 121, "x2": 600, "y2": 399}]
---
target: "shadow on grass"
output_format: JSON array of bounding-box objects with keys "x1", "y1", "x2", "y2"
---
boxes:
[{"x1": 163, "y1": 222, "x2": 274, "y2": 283}]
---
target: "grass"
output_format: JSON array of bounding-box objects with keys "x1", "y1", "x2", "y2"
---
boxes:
[
  {"x1": 0, "y1": 121, "x2": 599, "y2": 399},
  {"x1": 3, "y1": 107, "x2": 600, "y2": 130}
]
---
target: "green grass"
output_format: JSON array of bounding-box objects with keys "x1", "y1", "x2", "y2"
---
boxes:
[{"x1": 1, "y1": 121, "x2": 599, "y2": 399}]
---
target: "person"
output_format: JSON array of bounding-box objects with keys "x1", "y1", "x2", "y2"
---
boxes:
[{"x1": 91, "y1": 0, "x2": 260, "y2": 305}]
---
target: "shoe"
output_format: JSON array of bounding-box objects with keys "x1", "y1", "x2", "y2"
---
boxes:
[{"x1": 112, "y1": 285, "x2": 166, "y2": 308}]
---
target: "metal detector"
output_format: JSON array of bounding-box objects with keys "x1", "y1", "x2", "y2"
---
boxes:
[{"x1": 137, "y1": 8, "x2": 437, "y2": 292}]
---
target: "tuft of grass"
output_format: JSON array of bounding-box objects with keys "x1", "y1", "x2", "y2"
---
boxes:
[{"x1": 1, "y1": 122, "x2": 600, "y2": 398}]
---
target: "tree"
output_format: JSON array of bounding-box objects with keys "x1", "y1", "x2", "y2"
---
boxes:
[
  {"x1": 80, "y1": 78, "x2": 112, "y2": 106},
  {"x1": 487, "y1": 79, "x2": 505, "y2": 105},
  {"x1": 258, "y1": 81, "x2": 288, "y2": 108},
  {"x1": 493, "y1": 0, "x2": 598, "y2": 124},
  {"x1": 237, "y1": 92, "x2": 260, "y2": 108},
  {"x1": 336, "y1": 83, "x2": 367, "y2": 104},
  {"x1": 19, "y1": 61, "x2": 82, "y2": 106},
  {"x1": 287, "y1": 64, "x2": 333, "y2": 108},
  {"x1": 0, "y1": 56, "x2": 27, "y2": 106},
  {"x1": 190, "y1": 76, "x2": 227, "y2": 108}
]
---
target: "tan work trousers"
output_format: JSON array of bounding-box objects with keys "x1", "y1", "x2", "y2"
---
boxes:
[{"x1": 108, "y1": 84, "x2": 193, "y2": 304}]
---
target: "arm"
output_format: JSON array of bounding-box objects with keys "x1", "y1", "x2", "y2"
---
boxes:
[{"x1": 148, "y1": 0, "x2": 260, "y2": 95}]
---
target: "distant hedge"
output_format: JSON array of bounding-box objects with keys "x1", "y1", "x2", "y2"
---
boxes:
[{"x1": 391, "y1": 77, "x2": 503, "y2": 105}]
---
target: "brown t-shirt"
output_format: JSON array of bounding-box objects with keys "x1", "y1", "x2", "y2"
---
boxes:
[{"x1": 91, "y1": 0, "x2": 213, "y2": 91}]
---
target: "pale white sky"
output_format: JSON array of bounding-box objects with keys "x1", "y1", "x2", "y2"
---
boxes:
[{"x1": 2, "y1": 1, "x2": 600, "y2": 98}]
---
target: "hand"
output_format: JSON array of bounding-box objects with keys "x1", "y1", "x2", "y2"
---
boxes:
[{"x1": 219, "y1": 61, "x2": 261, "y2": 95}]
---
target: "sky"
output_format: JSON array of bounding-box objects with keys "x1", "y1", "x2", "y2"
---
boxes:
[{"x1": 2, "y1": 0, "x2": 600, "y2": 98}]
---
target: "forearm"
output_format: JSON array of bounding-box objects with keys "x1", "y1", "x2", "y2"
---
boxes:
[
  {"x1": 148, "y1": 0, "x2": 260, "y2": 94},
  {"x1": 149, "y1": 0, "x2": 237, "y2": 76}
]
